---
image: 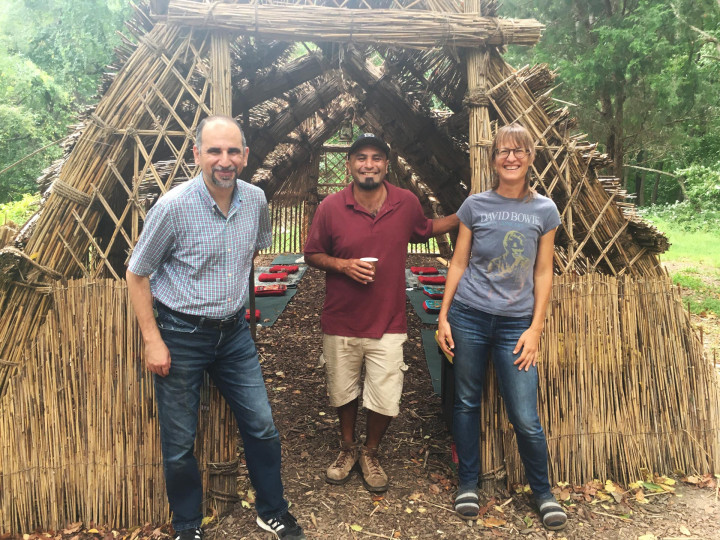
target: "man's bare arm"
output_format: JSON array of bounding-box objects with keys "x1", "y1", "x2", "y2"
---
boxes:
[
  {"x1": 305, "y1": 252, "x2": 375, "y2": 284},
  {"x1": 126, "y1": 269, "x2": 172, "y2": 377},
  {"x1": 431, "y1": 214, "x2": 460, "y2": 236}
]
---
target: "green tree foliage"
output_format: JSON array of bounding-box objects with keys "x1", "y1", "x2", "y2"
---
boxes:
[
  {"x1": 0, "y1": 0, "x2": 132, "y2": 204},
  {"x1": 501, "y1": 0, "x2": 720, "y2": 205},
  {"x1": 0, "y1": 52, "x2": 72, "y2": 200}
]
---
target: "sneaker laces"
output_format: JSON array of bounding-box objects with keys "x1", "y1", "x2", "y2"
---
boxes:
[
  {"x1": 266, "y1": 512, "x2": 300, "y2": 532},
  {"x1": 363, "y1": 449, "x2": 383, "y2": 475},
  {"x1": 333, "y1": 447, "x2": 354, "y2": 469}
]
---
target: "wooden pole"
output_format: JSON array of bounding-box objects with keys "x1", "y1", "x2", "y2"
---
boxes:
[
  {"x1": 464, "y1": 0, "x2": 500, "y2": 493},
  {"x1": 464, "y1": 0, "x2": 493, "y2": 194},
  {"x1": 208, "y1": 31, "x2": 241, "y2": 518}
]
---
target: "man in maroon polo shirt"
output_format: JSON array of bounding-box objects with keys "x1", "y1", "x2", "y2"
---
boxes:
[{"x1": 304, "y1": 133, "x2": 459, "y2": 492}]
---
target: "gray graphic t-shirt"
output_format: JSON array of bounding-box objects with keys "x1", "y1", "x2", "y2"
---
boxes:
[{"x1": 454, "y1": 190, "x2": 560, "y2": 317}]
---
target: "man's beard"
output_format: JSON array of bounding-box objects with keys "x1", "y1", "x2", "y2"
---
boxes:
[
  {"x1": 211, "y1": 167, "x2": 237, "y2": 189},
  {"x1": 355, "y1": 176, "x2": 382, "y2": 191}
]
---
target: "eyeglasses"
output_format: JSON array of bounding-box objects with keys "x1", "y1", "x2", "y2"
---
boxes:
[{"x1": 495, "y1": 148, "x2": 530, "y2": 159}]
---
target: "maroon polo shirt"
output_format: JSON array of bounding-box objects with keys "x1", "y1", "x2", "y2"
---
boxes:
[{"x1": 304, "y1": 181, "x2": 433, "y2": 338}]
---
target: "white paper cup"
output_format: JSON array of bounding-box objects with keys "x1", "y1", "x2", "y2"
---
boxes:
[
  {"x1": 360, "y1": 257, "x2": 378, "y2": 280},
  {"x1": 360, "y1": 257, "x2": 378, "y2": 270}
]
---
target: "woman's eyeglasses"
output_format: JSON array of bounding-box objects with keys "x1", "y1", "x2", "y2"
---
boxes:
[{"x1": 495, "y1": 148, "x2": 530, "y2": 159}]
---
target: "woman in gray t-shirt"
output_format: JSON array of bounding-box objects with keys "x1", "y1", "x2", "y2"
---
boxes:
[{"x1": 437, "y1": 124, "x2": 566, "y2": 531}]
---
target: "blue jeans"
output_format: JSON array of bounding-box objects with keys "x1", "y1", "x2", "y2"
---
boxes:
[
  {"x1": 155, "y1": 305, "x2": 287, "y2": 531},
  {"x1": 448, "y1": 301, "x2": 552, "y2": 498}
]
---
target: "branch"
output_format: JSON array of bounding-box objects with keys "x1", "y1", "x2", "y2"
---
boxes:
[
  {"x1": 0, "y1": 135, "x2": 73, "y2": 177},
  {"x1": 623, "y1": 164, "x2": 676, "y2": 178}
]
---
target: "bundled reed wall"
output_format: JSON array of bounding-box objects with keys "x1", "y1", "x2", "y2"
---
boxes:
[
  {"x1": 0, "y1": 226, "x2": 17, "y2": 248},
  {"x1": 501, "y1": 274, "x2": 720, "y2": 486},
  {"x1": 2, "y1": 274, "x2": 717, "y2": 532},
  {"x1": 0, "y1": 279, "x2": 238, "y2": 532}
]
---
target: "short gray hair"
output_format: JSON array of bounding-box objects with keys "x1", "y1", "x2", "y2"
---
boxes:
[{"x1": 195, "y1": 115, "x2": 246, "y2": 151}]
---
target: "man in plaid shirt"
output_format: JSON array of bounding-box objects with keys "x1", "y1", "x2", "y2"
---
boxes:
[{"x1": 127, "y1": 116, "x2": 305, "y2": 540}]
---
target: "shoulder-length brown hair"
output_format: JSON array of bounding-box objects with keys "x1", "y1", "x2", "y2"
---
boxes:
[{"x1": 490, "y1": 123, "x2": 536, "y2": 197}]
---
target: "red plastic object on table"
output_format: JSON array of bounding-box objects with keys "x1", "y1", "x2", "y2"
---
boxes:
[
  {"x1": 418, "y1": 275, "x2": 446, "y2": 285},
  {"x1": 269, "y1": 265, "x2": 299, "y2": 273},
  {"x1": 245, "y1": 309, "x2": 261, "y2": 321},
  {"x1": 259, "y1": 272, "x2": 288, "y2": 282},
  {"x1": 254, "y1": 284, "x2": 287, "y2": 296},
  {"x1": 410, "y1": 266, "x2": 439, "y2": 275}
]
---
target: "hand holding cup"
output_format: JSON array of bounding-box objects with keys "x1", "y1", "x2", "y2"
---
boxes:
[{"x1": 359, "y1": 257, "x2": 378, "y2": 283}]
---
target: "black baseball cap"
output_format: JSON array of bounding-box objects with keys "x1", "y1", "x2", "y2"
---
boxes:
[{"x1": 347, "y1": 133, "x2": 390, "y2": 158}]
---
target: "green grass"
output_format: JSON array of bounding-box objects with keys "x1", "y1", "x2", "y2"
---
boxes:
[
  {"x1": 650, "y1": 217, "x2": 720, "y2": 267},
  {"x1": 645, "y1": 216, "x2": 720, "y2": 316},
  {"x1": 0, "y1": 193, "x2": 40, "y2": 226},
  {"x1": 670, "y1": 269, "x2": 720, "y2": 316}
]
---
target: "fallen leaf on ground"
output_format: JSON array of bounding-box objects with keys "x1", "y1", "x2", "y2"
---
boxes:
[
  {"x1": 483, "y1": 516, "x2": 506, "y2": 527},
  {"x1": 63, "y1": 523, "x2": 83, "y2": 535}
]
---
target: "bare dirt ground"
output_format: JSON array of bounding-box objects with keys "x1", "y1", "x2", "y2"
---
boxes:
[{"x1": 7, "y1": 256, "x2": 718, "y2": 540}]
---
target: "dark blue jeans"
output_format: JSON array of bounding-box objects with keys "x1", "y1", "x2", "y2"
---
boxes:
[
  {"x1": 448, "y1": 301, "x2": 552, "y2": 498},
  {"x1": 155, "y1": 305, "x2": 287, "y2": 531}
]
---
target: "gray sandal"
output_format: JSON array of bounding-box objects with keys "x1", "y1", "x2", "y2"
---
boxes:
[
  {"x1": 454, "y1": 490, "x2": 479, "y2": 520},
  {"x1": 538, "y1": 499, "x2": 567, "y2": 530}
]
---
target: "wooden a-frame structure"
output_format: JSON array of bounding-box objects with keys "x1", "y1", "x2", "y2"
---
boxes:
[{"x1": 0, "y1": 0, "x2": 717, "y2": 532}]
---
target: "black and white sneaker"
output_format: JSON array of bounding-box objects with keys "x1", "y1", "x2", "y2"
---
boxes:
[
  {"x1": 173, "y1": 527, "x2": 203, "y2": 540},
  {"x1": 256, "y1": 511, "x2": 306, "y2": 539}
]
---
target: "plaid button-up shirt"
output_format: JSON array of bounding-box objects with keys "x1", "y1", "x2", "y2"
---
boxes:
[{"x1": 128, "y1": 174, "x2": 272, "y2": 318}]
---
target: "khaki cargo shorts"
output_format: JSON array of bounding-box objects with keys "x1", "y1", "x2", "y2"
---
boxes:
[{"x1": 321, "y1": 333, "x2": 408, "y2": 417}]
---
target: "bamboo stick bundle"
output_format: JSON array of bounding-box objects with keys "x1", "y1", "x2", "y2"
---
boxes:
[
  {"x1": 244, "y1": 74, "x2": 345, "y2": 177},
  {"x1": 164, "y1": 0, "x2": 544, "y2": 50},
  {"x1": 0, "y1": 226, "x2": 17, "y2": 248},
  {"x1": 234, "y1": 52, "x2": 328, "y2": 112},
  {"x1": 0, "y1": 278, "x2": 238, "y2": 531},
  {"x1": 501, "y1": 273, "x2": 719, "y2": 486}
]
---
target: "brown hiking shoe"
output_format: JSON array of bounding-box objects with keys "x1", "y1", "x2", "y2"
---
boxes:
[
  {"x1": 359, "y1": 446, "x2": 388, "y2": 492},
  {"x1": 325, "y1": 441, "x2": 358, "y2": 485}
]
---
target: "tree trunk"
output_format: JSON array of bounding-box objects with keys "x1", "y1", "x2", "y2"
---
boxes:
[
  {"x1": 637, "y1": 169, "x2": 646, "y2": 207},
  {"x1": 612, "y1": 86, "x2": 625, "y2": 180},
  {"x1": 651, "y1": 162, "x2": 662, "y2": 205}
]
